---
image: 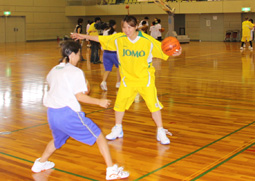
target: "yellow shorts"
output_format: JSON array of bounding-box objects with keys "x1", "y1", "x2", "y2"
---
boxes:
[
  {"x1": 114, "y1": 84, "x2": 163, "y2": 112},
  {"x1": 242, "y1": 36, "x2": 251, "y2": 42}
]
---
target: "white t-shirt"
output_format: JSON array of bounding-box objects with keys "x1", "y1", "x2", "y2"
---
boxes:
[
  {"x1": 139, "y1": 20, "x2": 149, "y2": 27},
  {"x1": 149, "y1": 25, "x2": 158, "y2": 39},
  {"x1": 43, "y1": 63, "x2": 88, "y2": 112},
  {"x1": 86, "y1": 24, "x2": 90, "y2": 35},
  {"x1": 155, "y1": 23, "x2": 162, "y2": 38}
]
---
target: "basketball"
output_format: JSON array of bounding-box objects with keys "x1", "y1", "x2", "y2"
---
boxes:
[
  {"x1": 125, "y1": 5, "x2": 129, "y2": 9},
  {"x1": 160, "y1": 28, "x2": 165, "y2": 32},
  {"x1": 161, "y1": 36, "x2": 181, "y2": 56},
  {"x1": 85, "y1": 79, "x2": 91, "y2": 95}
]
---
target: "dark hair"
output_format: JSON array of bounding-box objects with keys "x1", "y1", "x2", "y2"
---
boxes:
[
  {"x1": 95, "y1": 17, "x2": 101, "y2": 22},
  {"x1": 144, "y1": 17, "x2": 149, "y2": 20},
  {"x1": 152, "y1": 21, "x2": 156, "y2": 25},
  {"x1": 59, "y1": 40, "x2": 81, "y2": 63},
  {"x1": 122, "y1": 15, "x2": 137, "y2": 28},
  {"x1": 108, "y1": 19, "x2": 116, "y2": 35},
  {"x1": 157, "y1": 19, "x2": 161, "y2": 23},
  {"x1": 250, "y1": 19, "x2": 253, "y2": 23},
  {"x1": 142, "y1": 20, "x2": 146, "y2": 25},
  {"x1": 78, "y1": 18, "x2": 83, "y2": 24}
]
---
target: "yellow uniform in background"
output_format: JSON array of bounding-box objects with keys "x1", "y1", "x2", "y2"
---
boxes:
[
  {"x1": 241, "y1": 20, "x2": 254, "y2": 42},
  {"x1": 87, "y1": 22, "x2": 99, "y2": 36}
]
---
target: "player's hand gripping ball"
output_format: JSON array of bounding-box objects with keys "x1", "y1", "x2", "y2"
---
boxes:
[
  {"x1": 85, "y1": 79, "x2": 90, "y2": 95},
  {"x1": 161, "y1": 36, "x2": 181, "y2": 56}
]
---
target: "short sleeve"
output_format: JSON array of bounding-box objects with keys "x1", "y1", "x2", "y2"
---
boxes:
[
  {"x1": 151, "y1": 38, "x2": 169, "y2": 61},
  {"x1": 99, "y1": 33, "x2": 122, "y2": 51},
  {"x1": 69, "y1": 69, "x2": 88, "y2": 94}
]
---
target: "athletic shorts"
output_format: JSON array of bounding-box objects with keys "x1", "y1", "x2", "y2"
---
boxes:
[
  {"x1": 114, "y1": 84, "x2": 163, "y2": 112},
  {"x1": 47, "y1": 106, "x2": 101, "y2": 149},
  {"x1": 242, "y1": 36, "x2": 251, "y2": 42},
  {"x1": 103, "y1": 50, "x2": 119, "y2": 71}
]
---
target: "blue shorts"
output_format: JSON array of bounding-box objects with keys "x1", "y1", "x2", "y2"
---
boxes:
[
  {"x1": 47, "y1": 106, "x2": 101, "y2": 149},
  {"x1": 103, "y1": 50, "x2": 119, "y2": 71}
]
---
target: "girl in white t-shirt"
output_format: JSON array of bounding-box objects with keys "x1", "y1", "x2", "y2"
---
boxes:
[
  {"x1": 149, "y1": 21, "x2": 158, "y2": 39},
  {"x1": 31, "y1": 40, "x2": 129, "y2": 180}
]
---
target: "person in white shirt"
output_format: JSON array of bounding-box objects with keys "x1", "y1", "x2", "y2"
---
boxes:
[
  {"x1": 100, "y1": 20, "x2": 121, "y2": 91},
  {"x1": 149, "y1": 21, "x2": 158, "y2": 39},
  {"x1": 139, "y1": 16, "x2": 149, "y2": 27},
  {"x1": 155, "y1": 18, "x2": 162, "y2": 41},
  {"x1": 31, "y1": 40, "x2": 129, "y2": 180}
]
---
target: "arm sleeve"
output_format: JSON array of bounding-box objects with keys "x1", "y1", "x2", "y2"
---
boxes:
[
  {"x1": 99, "y1": 34, "x2": 118, "y2": 51},
  {"x1": 71, "y1": 70, "x2": 88, "y2": 94},
  {"x1": 151, "y1": 38, "x2": 169, "y2": 61}
]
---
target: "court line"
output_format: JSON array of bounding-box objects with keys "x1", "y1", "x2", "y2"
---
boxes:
[
  {"x1": 183, "y1": 139, "x2": 255, "y2": 180},
  {"x1": 0, "y1": 121, "x2": 254, "y2": 181},
  {"x1": 134, "y1": 121, "x2": 255, "y2": 181},
  {"x1": 2, "y1": 96, "x2": 254, "y2": 134},
  {"x1": 0, "y1": 152, "x2": 98, "y2": 181},
  {"x1": 190, "y1": 141, "x2": 255, "y2": 181}
]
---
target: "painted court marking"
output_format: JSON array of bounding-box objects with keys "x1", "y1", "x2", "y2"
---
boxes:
[
  {"x1": 183, "y1": 139, "x2": 255, "y2": 180},
  {"x1": 1, "y1": 121, "x2": 254, "y2": 180}
]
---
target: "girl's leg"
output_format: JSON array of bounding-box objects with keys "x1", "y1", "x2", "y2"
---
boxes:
[
  {"x1": 96, "y1": 133, "x2": 113, "y2": 167},
  {"x1": 40, "y1": 140, "x2": 57, "y2": 162}
]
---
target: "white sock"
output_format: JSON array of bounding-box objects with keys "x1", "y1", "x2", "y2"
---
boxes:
[
  {"x1": 157, "y1": 127, "x2": 163, "y2": 131},
  {"x1": 115, "y1": 124, "x2": 122, "y2": 127}
]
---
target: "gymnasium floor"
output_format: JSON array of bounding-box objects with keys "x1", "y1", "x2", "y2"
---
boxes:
[{"x1": 0, "y1": 41, "x2": 254, "y2": 180}]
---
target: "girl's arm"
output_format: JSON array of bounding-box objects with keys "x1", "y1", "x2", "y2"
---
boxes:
[
  {"x1": 71, "y1": 33, "x2": 99, "y2": 42},
  {"x1": 75, "y1": 92, "x2": 111, "y2": 108}
]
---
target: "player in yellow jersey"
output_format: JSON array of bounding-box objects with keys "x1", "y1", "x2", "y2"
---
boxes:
[
  {"x1": 241, "y1": 17, "x2": 255, "y2": 50},
  {"x1": 71, "y1": 16, "x2": 181, "y2": 145}
]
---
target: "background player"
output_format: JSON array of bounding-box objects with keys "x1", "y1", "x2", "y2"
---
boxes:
[
  {"x1": 240, "y1": 17, "x2": 254, "y2": 50},
  {"x1": 100, "y1": 19, "x2": 121, "y2": 91}
]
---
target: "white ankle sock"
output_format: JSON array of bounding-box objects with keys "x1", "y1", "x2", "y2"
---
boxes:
[{"x1": 116, "y1": 124, "x2": 122, "y2": 127}]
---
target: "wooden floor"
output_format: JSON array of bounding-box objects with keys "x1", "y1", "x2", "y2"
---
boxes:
[{"x1": 0, "y1": 41, "x2": 255, "y2": 181}]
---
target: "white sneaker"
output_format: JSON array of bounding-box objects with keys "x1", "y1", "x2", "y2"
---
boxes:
[
  {"x1": 240, "y1": 47, "x2": 244, "y2": 50},
  {"x1": 106, "y1": 126, "x2": 123, "y2": 140},
  {"x1": 157, "y1": 128, "x2": 172, "y2": 145},
  {"x1": 31, "y1": 158, "x2": 55, "y2": 173},
  {"x1": 106, "y1": 164, "x2": 129, "y2": 180},
  {"x1": 100, "y1": 81, "x2": 107, "y2": 91},
  {"x1": 249, "y1": 46, "x2": 253, "y2": 50},
  {"x1": 115, "y1": 82, "x2": 120, "y2": 88}
]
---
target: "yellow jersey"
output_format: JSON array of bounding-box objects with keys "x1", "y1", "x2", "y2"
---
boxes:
[
  {"x1": 88, "y1": 22, "x2": 99, "y2": 36},
  {"x1": 99, "y1": 31, "x2": 169, "y2": 87},
  {"x1": 242, "y1": 20, "x2": 254, "y2": 37}
]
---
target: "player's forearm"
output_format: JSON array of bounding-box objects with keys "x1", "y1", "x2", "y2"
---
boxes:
[
  {"x1": 76, "y1": 93, "x2": 100, "y2": 106},
  {"x1": 83, "y1": 35, "x2": 99, "y2": 42}
]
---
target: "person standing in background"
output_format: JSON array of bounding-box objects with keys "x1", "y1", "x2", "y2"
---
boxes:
[
  {"x1": 149, "y1": 21, "x2": 157, "y2": 39},
  {"x1": 88, "y1": 17, "x2": 102, "y2": 64},
  {"x1": 240, "y1": 17, "x2": 254, "y2": 50},
  {"x1": 86, "y1": 20, "x2": 92, "y2": 48},
  {"x1": 74, "y1": 18, "x2": 86, "y2": 61},
  {"x1": 100, "y1": 20, "x2": 121, "y2": 91}
]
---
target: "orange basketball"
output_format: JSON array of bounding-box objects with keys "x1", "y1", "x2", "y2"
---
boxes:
[
  {"x1": 125, "y1": 5, "x2": 129, "y2": 9},
  {"x1": 161, "y1": 36, "x2": 181, "y2": 56},
  {"x1": 160, "y1": 28, "x2": 165, "y2": 32},
  {"x1": 85, "y1": 79, "x2": 90, "y2": 95}
]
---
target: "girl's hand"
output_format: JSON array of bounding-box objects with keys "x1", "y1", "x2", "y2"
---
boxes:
[
  {"x1": 172, "y1": 47, "x2": 182, "y2": 57},
  {"x1": 99, "y1": 99, "x2": 111, "y2": 108}
]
